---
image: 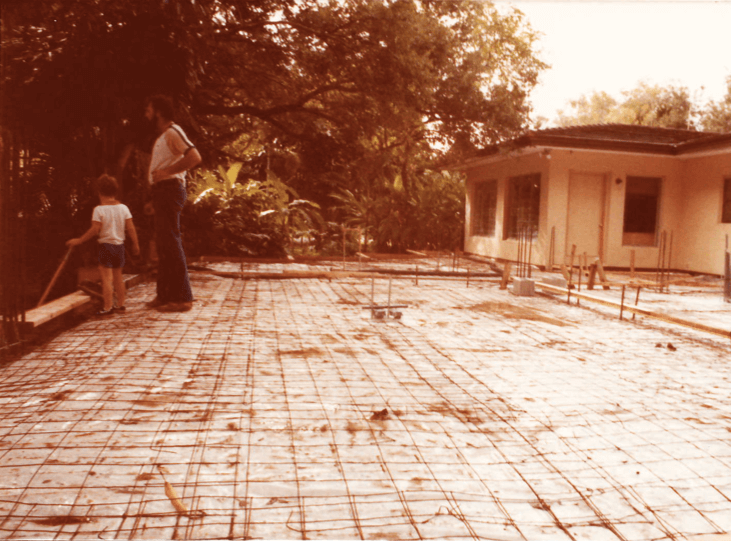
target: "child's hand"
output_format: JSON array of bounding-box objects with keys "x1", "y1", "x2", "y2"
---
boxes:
[
  {"x1": 66, "y1": 238, "x2": 81, "y2": 247},
  {"x1": 131, "y1": 245, "x2": 141, "y2": 257}
]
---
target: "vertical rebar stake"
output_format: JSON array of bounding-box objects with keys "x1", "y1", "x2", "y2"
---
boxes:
[
  {"x1": 528, "y1": 224, "x2": 534, "y2": 278},
  {"x1": 632, "y1": 286, "x2": 641, "y2": 321},
  {"x1": 466, "y1": 268, "x2": 470, "y2": 288},
  {"x1": 667, "y1": 231, "x2": 673, "y2": 294},
  {"x1": 726, "y1": 235, "x2": 730, "y2": 303},
  {"x1": 620, "y1": 284, "x2": 626, "y2": 320},
  {"x1": 342, "y1": 224, "x2": 346, "y2": 271},
  {"x1": 655, "y1": 231, "x2": 664, "y2": 290},
  {"x1": 370, "y1": 277, "x2": 375, "y2": 319},
  {"x1": 576, "y1": 263, "x2": 582, "y2": 306},
  {"x1": 387, "y1": 277, "x2": 392, "y2": 318},
  {"x1": 415, "y1": 265, "x2": 419, "y2": 287}
]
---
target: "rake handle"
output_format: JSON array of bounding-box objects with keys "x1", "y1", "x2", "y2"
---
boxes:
[{"x1": 37, "y1": 246, "x2": 74, "y2": 308}]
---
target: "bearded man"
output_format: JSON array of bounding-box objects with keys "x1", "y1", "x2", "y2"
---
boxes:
[{"x1": 144, "y1": 95, "x2": 201, "y2": 312}]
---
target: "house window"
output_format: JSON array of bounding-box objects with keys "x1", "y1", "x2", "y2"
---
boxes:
[
  {"x1": 623, "y1": 176, "x2": 661, "y2": 246},
  {"x1": 504, "y1": 173, "x2": 540, "y2": 239},
  {"x1": 472, "y1": 180, "x2": 497, "y2": 236},
  {"x1": 722, "y1": 178, "x2": 731, "y2": 224}
]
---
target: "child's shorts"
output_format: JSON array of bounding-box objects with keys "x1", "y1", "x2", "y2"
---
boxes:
[{"x1": 98, "y1": 243, "x2": 125, "y2": 269}]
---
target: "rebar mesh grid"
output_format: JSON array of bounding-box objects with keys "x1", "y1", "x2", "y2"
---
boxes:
[{"x1": 1, "y1": 264, "x2": 731, "y2": 540}]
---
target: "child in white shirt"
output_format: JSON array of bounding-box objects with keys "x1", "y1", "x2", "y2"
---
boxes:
[{"x1": 67, "y1": 174, "x2": 140, "y2": 315}]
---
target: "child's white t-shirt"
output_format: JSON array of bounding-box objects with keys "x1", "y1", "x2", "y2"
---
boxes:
[{"x1": 92, "y1": 204, "x2": 132, "y2": 245}]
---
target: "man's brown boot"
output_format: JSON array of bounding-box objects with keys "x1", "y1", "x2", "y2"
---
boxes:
[{"x1": 146, "y1": 297, "x2": 165, "y2": 308}]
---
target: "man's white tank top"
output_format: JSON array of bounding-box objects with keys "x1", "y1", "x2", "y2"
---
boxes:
[{"x1": 148, "y1": 124, "x2": 195, "y2": 186}]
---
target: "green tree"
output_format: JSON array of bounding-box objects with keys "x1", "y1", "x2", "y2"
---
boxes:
[
  {"x1": 2, "y1": 0, "x2": 546, "y2": 188},
  {"x1": 698, "y1": 76, "x2": 731, "y2": 133},
  {"x1": 556, "y1": 91, "x2": 619, "y2": 127},
  {"x1": 1, "y1": 0, "x2": 547, "y2": 271},
  {"x1": 557, "y1": 82, "x2": 696, "y2": 129}
]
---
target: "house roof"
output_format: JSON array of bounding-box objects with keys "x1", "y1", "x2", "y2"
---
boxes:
[{"x1": 477, "y1": 124, "x2": 731, "y2": 157}]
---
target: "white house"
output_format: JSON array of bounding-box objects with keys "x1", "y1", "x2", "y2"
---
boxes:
[{"x1": 461, "y1": 124, "x2": 731, "y2": 275}]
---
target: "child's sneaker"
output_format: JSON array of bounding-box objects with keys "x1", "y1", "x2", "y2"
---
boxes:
[
  {"x1": 96, "y1": 308, "x2": 114, "y2": 316},
  {"x1": 113, "y1": 305, "x2": 126, "y2": 312}
]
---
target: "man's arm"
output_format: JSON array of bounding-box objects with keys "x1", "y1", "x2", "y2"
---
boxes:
[
  {"x1": 151, "y1": 147, "x2": 202, "y2": 182},
  {"x1": 151, "y1": 129, "x2": 202, "y2": 182}
]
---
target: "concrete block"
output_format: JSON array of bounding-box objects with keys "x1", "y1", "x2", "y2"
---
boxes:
[{"x1": 511, "y1": 277, "x2": 535, "y2": 296}]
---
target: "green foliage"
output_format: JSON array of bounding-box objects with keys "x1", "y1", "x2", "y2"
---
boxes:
[
  {"x1": 332, "y1": 169, "x2": 464, "y2": 253},
  {"x1": 699, "y1": 76, "x2": 731, "y2": 133},
  {"x1": 190, "y1": 163, "x2": 251, "y2": 208},
  {"x1": 556, "y1": 91, "x2": 619, "y2": 127},
  {"x1": 557, "y1": 82, "x2": 697, "y2": 129},
  {"x1": 2, "y1": 0, "x2": 546, "y2": 184},
  {"x1": 2, "y1": 0, "x2": 544, "y2": 284},
  {"x1": 183, "y1": 164, "x2": 322, "y2": 257}
]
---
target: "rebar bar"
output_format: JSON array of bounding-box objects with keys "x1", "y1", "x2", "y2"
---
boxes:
[
  {"x1": 620, "y1": 284, "x2": 626, "y2": 320},
  {"x1": 632, "y1": 286, "x2": 641, "y2": 321},
  {"x1": 3, "y1": 265, "x2": 731, "y2": 540},
  {"x1": 527, "y1": 223, "x2": 534, "y2": 279}
]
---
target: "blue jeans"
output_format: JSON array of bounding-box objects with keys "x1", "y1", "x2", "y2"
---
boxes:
[{"x1": 152, "y1": 180, "x2": 193, "y2": 303}]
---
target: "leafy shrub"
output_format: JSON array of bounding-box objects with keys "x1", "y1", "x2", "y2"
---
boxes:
[
  {"x1": 332, "y1": 169, "x2": 464, "y2": 253},
  {"x1": 182, "y1": 164, "x2": 321, "y2": 257}
]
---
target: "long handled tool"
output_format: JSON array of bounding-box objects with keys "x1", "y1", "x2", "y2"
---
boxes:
[{"x1": 37, "y1": 247, "x2": 74, "y2": 308}]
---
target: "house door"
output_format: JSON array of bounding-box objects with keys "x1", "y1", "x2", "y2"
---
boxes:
[{"x1": 566, "y1": 172, "x2": 606, "y2": 260}]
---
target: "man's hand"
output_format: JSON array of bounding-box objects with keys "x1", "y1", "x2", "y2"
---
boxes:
[
  {"x1": 66, "y1": 238, "x2": 82, "y2": 247},
  {"x1": 151, "y1": 168, "x2": 168, "y2": 183}
]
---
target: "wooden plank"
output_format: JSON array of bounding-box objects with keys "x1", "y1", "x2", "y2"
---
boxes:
[
  {"x1": 595, "y1": 258, "x2": 611, "y2": 289},
  {"x1": 587, "y1": 264, "x2": 597, "y2": 290},
  {"x1": 22, "y1": 274, "x2": 143, "y2": 331},
  {"x1": 560, "y1": 264, "x2": 571, "y2": 282},
  {"x1": 406, "y1": 249, "x2": 427, "y2": 257},
  {"x1": 23, "y1": 291, "x2": 91, "y2": 329},
  {"x1": 79, "y1": 285, "x2": 103, "y2": 300},
  {"x1": 500, "y1": 262, "x2": 512, "y2": 290}
]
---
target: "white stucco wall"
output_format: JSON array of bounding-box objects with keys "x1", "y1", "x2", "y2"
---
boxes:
[
  {"x1": 464, "y1": 146, "x2": 731, "y2": 275},
  {"x1": 677, "y1": 152, "x2": 731, "y2": 275},
  {"x1": 464, "y1": 150, "x2": 550, "y2": 267},
  {"x1": 549, "y1": 149, "x2": 681, "y2": 270}
]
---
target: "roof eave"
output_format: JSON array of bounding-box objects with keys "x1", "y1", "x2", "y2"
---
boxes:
[
  {"x1": 677, "y1": 133, "x2": 731, "y2": 154},
  {"x1": 530, "y1": 135, "x2": 677, "y2": 155}
]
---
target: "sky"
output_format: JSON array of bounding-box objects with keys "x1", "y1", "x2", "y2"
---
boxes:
[{"x1": 497, "y1": 1, "x2": 731, "y2": 126}]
